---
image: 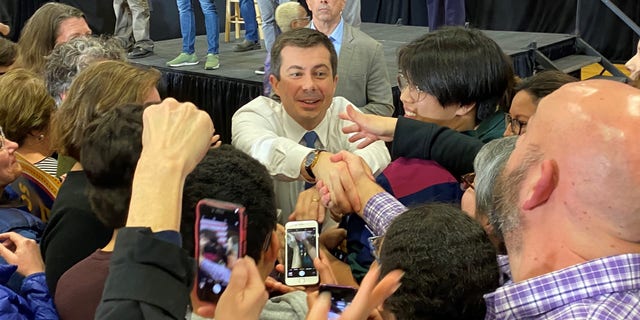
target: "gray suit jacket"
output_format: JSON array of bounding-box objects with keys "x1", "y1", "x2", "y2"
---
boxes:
[{"x1": 335, "y1": 23, "x2": 394, "y2": 116}]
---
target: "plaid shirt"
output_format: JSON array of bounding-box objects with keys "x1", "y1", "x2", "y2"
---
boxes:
[
  {"x1": 362, "y1": 191, "x2": 407, "y2": 236},
  {"x1": 484, "y1": 253, "x2": 640, "y2": 319}
]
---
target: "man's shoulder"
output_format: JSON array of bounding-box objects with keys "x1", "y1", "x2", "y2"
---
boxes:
[
  {"x1": 326, "y1": 97, "x2": 361, "y2": 117},
  {"x1": 236, "y1": 96, "x2": 281, "y2": 113},
  {"x1": 238, "y1": 96, "x2": 282, "y2": 111},
  {"x1": 486, "y1": 254, "x2": 640, "y2": 319},
  {"x1": 345, "y1": 24, "x2": 380, "y2": 47}
]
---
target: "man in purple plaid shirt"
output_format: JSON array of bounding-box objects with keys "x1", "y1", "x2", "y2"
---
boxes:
[{"x1": 320, "y1": 79, "x2": 640, "y2": 319}]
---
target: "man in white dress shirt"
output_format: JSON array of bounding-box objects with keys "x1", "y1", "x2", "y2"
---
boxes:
[{"x1": 232, "y1": 28, "x2": 390, "y2": 225}]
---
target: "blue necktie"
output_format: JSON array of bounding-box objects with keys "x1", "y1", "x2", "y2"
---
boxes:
[
  {"x1": 302, "y1": 131, "x2": 318, "y2": 189},
  {"x1": 302, "y1": 131, "x2": 318, "y2": 149}
]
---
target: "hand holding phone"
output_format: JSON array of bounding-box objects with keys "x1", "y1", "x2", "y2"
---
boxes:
[
  {"x1": 284, "y1": 220, "x2": 319, "y2": 286},
  {"x1": 195, "y1": 199, "x2": 247, "y2": 302},
  {"x1": 319, "y1": 284, "x2": 357, "y2": 320}
]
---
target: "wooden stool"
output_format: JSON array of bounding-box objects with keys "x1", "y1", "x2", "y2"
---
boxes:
[{"x1": 225, "y1": 0, "x2": 264, "y2": 42}]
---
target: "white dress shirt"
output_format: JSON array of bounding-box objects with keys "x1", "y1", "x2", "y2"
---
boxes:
[{"x1": 232, "y1": 96, "x2": 391, "y2": 224}]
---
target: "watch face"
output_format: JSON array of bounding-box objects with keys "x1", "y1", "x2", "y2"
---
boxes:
[{"x1": 305, "y1": 151, "x2": 316, "y2": 167}]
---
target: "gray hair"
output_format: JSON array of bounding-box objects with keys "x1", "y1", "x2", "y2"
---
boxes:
[
  {"x1": 474, "y1": 136, "x2": 517, "y2": 220},
  {"x1": 44, "y1": 35, "x2": 126, "y2": 106}
]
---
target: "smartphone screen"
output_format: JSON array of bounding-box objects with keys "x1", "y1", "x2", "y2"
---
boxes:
[
  {"x1": 195, "y1": 199, "x2": 246, "y2": 302},
  {"x1": 284, "y1": 220, "x2": 319, "y2": 286},
  {"x1": 319, "y1": 284, "x2": 357, "y2": 319}
]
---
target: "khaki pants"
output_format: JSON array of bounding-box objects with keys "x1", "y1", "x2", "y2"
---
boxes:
[{"x1": 113, "y1": 0, "x2": 154, "y2": 50}]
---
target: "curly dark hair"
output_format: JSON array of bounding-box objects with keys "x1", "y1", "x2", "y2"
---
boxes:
[
  {"x1": 181, "y1": 145, "x2": 277, "y2": 262},
  {"x1": 380, "y1": 203, "x2": 499, "y2": 320},
  {"x1": 81, "y1": 103, "x2": 143, "y2": 228}
]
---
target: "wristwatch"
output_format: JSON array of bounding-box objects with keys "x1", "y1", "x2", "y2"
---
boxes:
[{"x1": 304, "y1": 149, "x2": 324, "y2": 181}]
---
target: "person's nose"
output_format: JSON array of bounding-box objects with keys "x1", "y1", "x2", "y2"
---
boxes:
[
  {"x1": 399, "y1": 86, "x2": 411, "y2": 104},
  {"x1": 301, "y1": 74, "x2": 318, "y2": 91},
  {"x1": 3, "y1": 138, "x2": 19, "y2": 153}
]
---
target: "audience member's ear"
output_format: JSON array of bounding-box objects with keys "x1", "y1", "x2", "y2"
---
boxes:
[
  {"x1": 522, "y1": 159, "x2": 558, "y2": 211},
  {"x1": 454, "y1": 102, "x2": 476, "y2": 117},
  {"x1": 264, "y1": 230, "x2": 280, "y2": 263}
]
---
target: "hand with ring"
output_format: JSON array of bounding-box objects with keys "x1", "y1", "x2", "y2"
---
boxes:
[{"x1": 289, "y1": 188, "x2": 325, "y2": 223}]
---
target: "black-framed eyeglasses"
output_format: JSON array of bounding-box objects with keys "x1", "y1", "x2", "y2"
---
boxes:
[
  {"x1": 505, "y1": 113, "x2": 527, "y2": 135},
  {"x1": 0, "y1": 126, "x2": 6, "y2": 150},
  {"x1": 460, "y1": 172, "x2": 475, "y2": 191},
  {"x1": 397, "y1": 73, "x2": 426, "y2": 102}
]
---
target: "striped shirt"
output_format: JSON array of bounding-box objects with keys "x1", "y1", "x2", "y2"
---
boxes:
[
  {"x1": 34, "y1": 156, "x2": 58, "y2": 177},
  {"x1": 484, "y1": 254, "x2": 640, "y2": 319},
  {"x1": 362, "y1": 191, "x2": 407, "y2": 236}
]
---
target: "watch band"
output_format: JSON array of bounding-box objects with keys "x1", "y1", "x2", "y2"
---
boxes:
[{"x1": 305, "y1": 149, "x2": 324, "y2": 181}]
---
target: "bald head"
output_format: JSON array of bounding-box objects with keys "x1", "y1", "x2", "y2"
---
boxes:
[
  {"x1": 492, "y1": 80, "x2": 640, "y2": 279},
  {"x1": 529, "y1": 80, "x2": 640, "y2": 210}
]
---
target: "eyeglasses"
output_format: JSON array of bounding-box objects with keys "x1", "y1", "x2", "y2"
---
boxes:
[
  {"x1": 368, "y1": 235, "x2": 384, "y2": 264},
  {"x1": 505, "y1": 113, "x2": 528, "y2": 135},
  {"x1": 460, "y1": 172, "x2": 476, "y2": 191},
  {"x1": 397, "y1": 73, "x2": 426, "y2": 102},
  {"x1": 0, "y1": 126, "x2": 5, "y2": 150}
]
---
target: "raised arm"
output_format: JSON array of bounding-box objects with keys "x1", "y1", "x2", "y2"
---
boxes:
[
  {"x1": 97, "y1": 98, "x2": 214, "y2": 320},
  {"x1": 341, "y1": 107, "x2": 483, "y2": 177},
  {"x1": 392, "y1": 117, "x2": 483, "y2": 178},
  {"x1": 231, "y1": 98, "x2": 314, "y2": 181}
]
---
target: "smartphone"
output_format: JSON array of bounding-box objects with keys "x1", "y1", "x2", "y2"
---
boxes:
[
  {"x1": 284, "y1": 220, "x2": 319, "y2": 286},
  {"x1": 319, "y1": 284, "x2": 357, "y2": 319},
  {"x1": 194, "y1": 199, "x2": 247, "y2": 302}
]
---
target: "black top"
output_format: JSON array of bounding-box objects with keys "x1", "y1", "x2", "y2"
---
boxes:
[
  {"x1": 40, "y1": 170, "x2": 113, "y2": 295},
  {"x1": 96, "y1": 228, "x2": 193, "y2": 320},
  {"x1": 391, "y1": 117, "x2": 484, "y2": 178}
]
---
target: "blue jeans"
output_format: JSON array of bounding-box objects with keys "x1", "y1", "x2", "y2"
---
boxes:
[
  {"x1": 176, "y1": 0, "x2": 219, "y2": 54},
  {"x1": 239, "y1": 0, "x2": 259, "y2": 42},
  {"x1": 256, "y1": 0, "x2": 290, "y2": 53}
]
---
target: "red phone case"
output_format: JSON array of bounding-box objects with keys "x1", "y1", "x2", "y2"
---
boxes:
[{"x1": 194, "y1": 199, "x2": 247, "y2": 302}]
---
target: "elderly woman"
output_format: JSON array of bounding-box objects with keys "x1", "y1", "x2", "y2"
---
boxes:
[
  {"x1": 42, "y1": 60, "x2": 161, "y2": 295},
  {"x1": 0, "y1": 129, "x2": 57, "y2": 319},
  {"x1": 0, "y1": 69, "x2": 57, "y2": 176}
]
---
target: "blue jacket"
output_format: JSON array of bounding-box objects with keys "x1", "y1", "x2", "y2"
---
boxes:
[
  {"x1": 0, "y1": 264, "x2": 58, "y2": 319},
  {"x1": 0, "y1": 205, "x2": 46, "y2": 292}
]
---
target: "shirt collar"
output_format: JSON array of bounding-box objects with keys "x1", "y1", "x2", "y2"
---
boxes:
[
  {"x1": 310, "y1": 18, "x2": 344, "y2": 54},
  {"x1": 328, "y1": 18, "x2": 344, "y2": 46},
  {"x1": 484, "y1": 253, "x2": 640, "y2": 319},
  {"x1": 282, "y1": 102, "x2": 333, "y2": 149}
]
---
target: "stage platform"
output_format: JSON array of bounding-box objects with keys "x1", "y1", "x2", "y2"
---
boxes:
[{"x1": 133, "y1": 23, "x2": 576, "y2": 143}]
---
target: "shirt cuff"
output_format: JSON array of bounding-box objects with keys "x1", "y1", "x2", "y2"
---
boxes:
[{"x1": 363, "y1": 191, "x2": 407, "y2": 236}]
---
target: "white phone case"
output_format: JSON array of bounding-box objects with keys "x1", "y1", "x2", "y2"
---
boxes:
[{"x1": 284, "y1": 220, "x2": 319, "y2": 286}]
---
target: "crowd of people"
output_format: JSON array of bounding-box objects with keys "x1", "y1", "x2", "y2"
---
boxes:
[{"x1": 1, "y1": 1, "x2": 640, "y2": 319}]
